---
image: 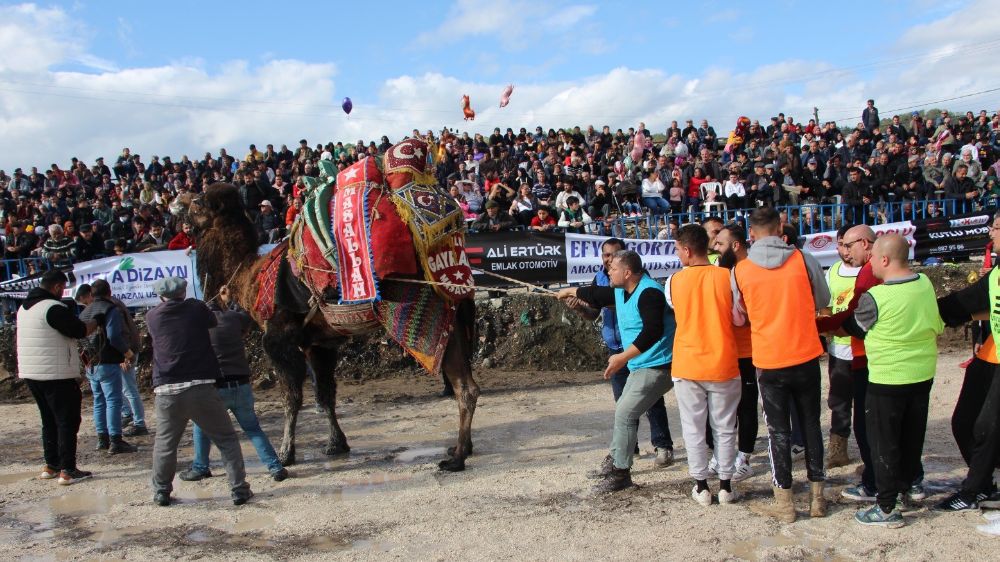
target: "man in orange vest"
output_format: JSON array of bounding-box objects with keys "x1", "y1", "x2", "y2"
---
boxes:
[
  {"x1": 667, "y1": 224, "x2": 742, "y2": 506},
  {"x1": 733, "y1": 207, "x2": 830, "y2": 522},
  {"x1": 714, "y1": 223, "x2": 758, "y2": 482}
]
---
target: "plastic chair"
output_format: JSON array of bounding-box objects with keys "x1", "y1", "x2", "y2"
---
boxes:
[{"x1": 699, "y1": 182, "x2": 726, "y2": 214}]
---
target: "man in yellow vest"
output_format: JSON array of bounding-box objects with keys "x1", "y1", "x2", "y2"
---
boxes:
[
  {"x1": 667, "y1": 224, "x2": 741, "y2": 506},
  {"x1": 733, "y1": 207, "x2": 830, "y2": 523},
  {"x1": 824, "y1": 224, "x2": 860, "y2": 468},
  {"x1": 842, "y1": 234, "x2": 942, "y2": 528},
  {"x1": 714, "y1": 223, "x2": 758, "y2": 482},
  {"x1": 934, "y1": 211, "x2": 1000, "y2": 525}
]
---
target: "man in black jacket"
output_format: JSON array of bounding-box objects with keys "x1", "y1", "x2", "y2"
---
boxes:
[
  {"x1": 843, "y1": 168, "x2": 872, "y2": 225},
  {"x1": 146, "y1": 277, "x2": 251, "y2": 507},
  {"x1": 180, "y1": 286, "x2": 288, "y2": 482},
  {"x1": 944, "y1": 164, "x2": 979, "y2": 213}
]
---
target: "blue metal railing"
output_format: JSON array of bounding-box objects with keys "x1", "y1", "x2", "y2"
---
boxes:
[{"x1": 586, "y1": 199, "x2": 965, "y2": 240}]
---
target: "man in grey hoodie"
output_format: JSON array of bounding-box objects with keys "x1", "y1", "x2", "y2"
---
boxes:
[{"x1": 733, "y1": 207, "x2": 831, "y2": 523}]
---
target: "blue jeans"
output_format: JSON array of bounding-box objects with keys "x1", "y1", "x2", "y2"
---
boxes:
[
  {"x1": 119, "y1": 364, "x2": 146, "y2": 428},
  {"x1": 88, "y1": 364, "x2": 124, "y2": 437},
  {"x1": 191, "y1": 383, "x2": 282, "y2": 474},
  {"x1": 642, "y1": 197, "x2": 670, "y2": 215},
  {"x1": 610, "y1": 366, "x2": 673, "y2": 449}
]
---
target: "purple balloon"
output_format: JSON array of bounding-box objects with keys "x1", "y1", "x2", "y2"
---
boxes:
[{"x1": 342, "y1": 97, "x2": 353, "y2": 115}]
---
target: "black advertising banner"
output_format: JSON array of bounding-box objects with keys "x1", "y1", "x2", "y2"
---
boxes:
[
  {"x1": 464, "y1": 232, "x2": 566, "y2": 286},
  {"x1": 912, "y1": 209, "x2": 992, "y2": 260}
]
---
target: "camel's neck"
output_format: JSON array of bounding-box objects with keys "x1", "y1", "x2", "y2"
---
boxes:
[{"x1": 196, "y1": 217, "x2": 260, "y2": 303}]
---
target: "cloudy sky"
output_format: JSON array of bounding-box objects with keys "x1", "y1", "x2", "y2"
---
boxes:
[{"x1": 1, "y1": 0, "x2": 998, "y2": 170}]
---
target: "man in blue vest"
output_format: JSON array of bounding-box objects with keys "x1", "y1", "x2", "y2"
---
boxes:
[
  {"x1": 558, "y1": 250, "x2": 676, "y2": 492},
  {"x1": 566, "y1": 238, "x2": 674, "y2": 467}
]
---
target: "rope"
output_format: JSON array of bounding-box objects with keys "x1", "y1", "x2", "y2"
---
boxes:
[
  {"x1": 469, "y1": 267, "x2": 559, "y2": 294},
  {"x1": 299, "y1": 262, "x2": 558, "y2": 296}
]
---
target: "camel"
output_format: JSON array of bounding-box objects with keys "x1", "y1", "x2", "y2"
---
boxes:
[{"x1": 185, "y1": 182, "x2": 480, "y2": 471}]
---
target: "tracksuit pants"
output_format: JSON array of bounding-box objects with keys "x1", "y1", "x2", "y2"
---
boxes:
[
  {"x1": 757, "y1": 358, "x2": 825, "y2": 489},
  {"x1": 674, "y1": 377, "x2": 741, "y2": 481},
  {"x1": 866, "y1": 379, "x2": 932, "y2": 513}
]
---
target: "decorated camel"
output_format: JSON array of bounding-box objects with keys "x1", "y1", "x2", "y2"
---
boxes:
[{"x1": 186, "y1": 139, "x2": 480, "y2": 471}]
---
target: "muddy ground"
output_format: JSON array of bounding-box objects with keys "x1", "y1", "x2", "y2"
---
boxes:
[
  {"x1": 0, "y1": 262, "x2": 992, "y2": 560},
  {"x1": 0, "y1": 351, "x2": 995, "y2": 561}
]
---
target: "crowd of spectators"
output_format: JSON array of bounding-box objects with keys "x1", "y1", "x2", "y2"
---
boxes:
[{"x1": 1, "y1": 101, "x2": 999, "y2": 273}]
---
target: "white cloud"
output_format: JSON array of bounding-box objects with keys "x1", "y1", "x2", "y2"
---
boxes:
[
  {"x1": 415, "y1": 0, "x2": 599, "y2": 51},
  {"x1": 2, "y1": 1, "x2": 1000, "y2": 171}
]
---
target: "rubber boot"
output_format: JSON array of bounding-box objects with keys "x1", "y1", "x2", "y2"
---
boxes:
[
  {"x1": 751, "y1": 485, "x2": 797, "y2": 523},
  {"x1": 810, "y1": 481, "x2": 828, "y2": 517},
  {"x1": 108, "y1": 435, "x2": 138, "y2": 455},
  {"x1": 826, "y1": 434, "x2": 850, "y2": 468},
  {"x1": 95, "y1": 433, "x2": 109, "y2": 451}
]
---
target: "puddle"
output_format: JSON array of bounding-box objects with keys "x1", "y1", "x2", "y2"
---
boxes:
[
  {"x1": 727, "y1": 531, "x2": 849, "y2": 562},
  {"x1": 394, "y1": 447, "x2": 445, "y2": 464},
  {"x1": 184, "y1": 529, "x2": 213, "y2": 543},
  {"x1": 307, "y1": 535, "x2": 394, "y2": 553},
  {"x1": 86, "y1": 524, "x2": 151, "y2": 547},
  {"x1": 0, "y1": 471, "x2": 41, "y2": 485},
  {"x1": 324, "y1": 472, "x2": 414, "y2": 501},
  {"x1": 4, "y1": 493, "x2": 120, "y2": 519},
  {"x1": 173, "y1": 485, "x2": 227, "y2": 504}
]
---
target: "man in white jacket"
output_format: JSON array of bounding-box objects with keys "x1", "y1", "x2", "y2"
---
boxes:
[
  {"x1": 723, "y1": 172, "x2": 747, "y2": 209},
  {"x1": 17, "y1": 270, "x2": 97, "y2": 485}
]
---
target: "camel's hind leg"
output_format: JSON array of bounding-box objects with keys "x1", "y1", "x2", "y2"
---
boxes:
[
  {"x1": 306, "y1": 345, "x2": 350, "y2": 456},
  {"x1": 263, "y1": 329, "x2": 307, "y2": 466},
  {"x1": 439, "y1": 300, "x2": 479, "y2": 472}
]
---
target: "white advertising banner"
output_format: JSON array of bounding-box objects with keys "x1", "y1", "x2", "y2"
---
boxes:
[
  {"x1": 565, "y1": 233, "x2": 682, "y2": 283},
  {"x1": 64, "y1": 250, "x2": 197, "y2": 307},
  {"x1": 800, "y1": 221, "x2": 916, "y2": 268}
]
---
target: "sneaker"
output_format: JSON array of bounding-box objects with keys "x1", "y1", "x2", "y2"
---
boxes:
[
  {"x1": 39, "y1": 466, "x2": 59, "y2": 480},
  {"x1": 123, "y1": 425, "x2": 149, "y2": 437},
  {"x1": 791, "y1": 444, "x2": 806, "y2": 461},
  {"x1": 855, "y1": 504, "x2": 905, "y2": 528},
  {"x1": 179, "y1": 468, "x2": 213, "y2": 482},
  {"x1": 692, "y1": 486, "x2": 712, "y2": 506},
  {"x1": 732, "y1": 456, "x2": 754, "y2": 483},
  {"x1": 905, "y1": 484, "x2": 926, "y2": 502},
  {"x1": 842, "y1": 484, "x2": 877, "y2": 501},
  {"x1": 121, "y1": 415, "x2": 133, "y2": 428},
  {"x1": 153, "y1": 491, "x2": 171, "y2": 507},
  {"x1": 718, "y1": 488, "x2": 738, "y2": 505},
  {"x1": 933, "y1": 492, "x2": 978, "y2": 512},
  {"x1": 983, "y1": 511, "x2": 1000, "y2": 522},
  {"x1": 271, "y1": 467, "x2": 289, "y2": 482},
  {"x1": 57, "y1": 469, "x2": 93, "y2": 486},
  {"x1": 978, "y1": 485, "x2": 1000, "y2": 509},
  {"x1": 653, "y1": 447, "x2": 674, "y2": 468},
  {"x1": 233, "y1": 490, "x2": 254, "y2": 506},
  {"x1": 977, "y1": 519, "x2": 1000, "y2": 537},
  {"x1": 708, "y1": 456, "x2": 719, "y2": 476}
]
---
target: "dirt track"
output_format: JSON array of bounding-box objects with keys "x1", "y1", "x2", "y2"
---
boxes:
[{"x1": 0, "y1": 353, "x2": 995, "y2": 561}]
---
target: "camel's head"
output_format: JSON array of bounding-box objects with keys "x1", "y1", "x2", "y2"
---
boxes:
[{"x1": 188, "y1": 182, "x2": 244, "y2": 233}]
